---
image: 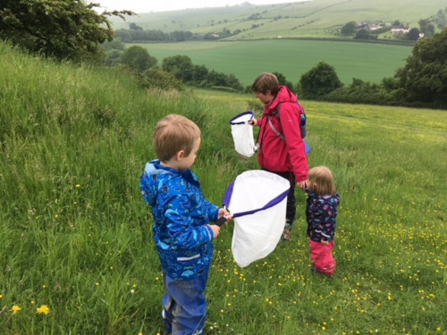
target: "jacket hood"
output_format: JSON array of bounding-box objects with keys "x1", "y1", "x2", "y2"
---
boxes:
[
  {"x1": 266, "y1": 86, "x2": 298, "y2": 114},
  {"x1": 141, "y1": 160, "x2": 176, "y2": 207},
  {"x1": 306, "y1": 188, "x2": 340, "y2": 207}
]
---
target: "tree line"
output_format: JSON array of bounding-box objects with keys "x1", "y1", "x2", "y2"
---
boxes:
[
  {"x1": 114, "y1": 25, "x2": 235, "y2": 42},
  {"x1": 102, "y1": 41, "x2": 244, "y2": 92}
]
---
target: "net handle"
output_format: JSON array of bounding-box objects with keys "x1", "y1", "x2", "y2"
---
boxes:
[{"x1": 215, "y1": 216, "x2": 227, "y2": 227}]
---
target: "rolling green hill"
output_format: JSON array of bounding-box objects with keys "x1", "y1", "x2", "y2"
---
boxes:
[
  {"x1": 108, "y1": 0, "x2": 445, "y2": 86},
  {"x1": 110, "y1": 0, "x2": 446, "y2": 40},
  {"x1": 136, "y1": 39, "x2": 412, "y2": 86}
]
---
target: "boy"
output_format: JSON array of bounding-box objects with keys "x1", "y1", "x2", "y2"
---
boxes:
[
  {"x1": 140, "y1": 114, "x2": 230, "y2": 335},
  {"x1": 249, "y1": 73, "x2": 309, "y2": 241}
]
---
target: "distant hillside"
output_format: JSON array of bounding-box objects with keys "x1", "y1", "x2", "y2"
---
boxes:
[{"x1": 110, "y1": 0, "x2": 446, "y2": 40}]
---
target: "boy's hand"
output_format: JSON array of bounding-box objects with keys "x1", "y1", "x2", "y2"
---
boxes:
[
  {"x1": 218, "y1": 208, "x2": 232, "y2": 223},
  {"x1": 248, "y1": 119, "x2": 257, "y2": 126},
  {"x1": 321, "y1": 240, "x2": 329, "y2": 245},
  {"x1": 210, "y1": 224, "x2": 221, "y2": 239}
]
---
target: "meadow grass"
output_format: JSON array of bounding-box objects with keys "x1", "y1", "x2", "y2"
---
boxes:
[
  {"x1": 1, "y1": 42, "x2": 446, "y2": 334},
  {"x1": 136, "y1": 39, "x2": 412, "y2": 86}
]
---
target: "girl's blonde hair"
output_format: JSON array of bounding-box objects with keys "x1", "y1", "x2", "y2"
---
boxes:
[
  {"x1": 307, "y1": 166, "x2": 336, "y2": 196},
  {"x1": 153, "y1": 114, "x2": 201, "y2": 162}
]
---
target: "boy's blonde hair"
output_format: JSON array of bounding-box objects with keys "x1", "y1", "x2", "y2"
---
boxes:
[
  {"x1": 153, "y1": 114, "x2": 201, "y2": 162},
  {"x1": 251, "y1": 72, "x2": 280, "y2": 95},
  {"x1": 308, "y1": 166, "x2": 336, "y2": 196}
]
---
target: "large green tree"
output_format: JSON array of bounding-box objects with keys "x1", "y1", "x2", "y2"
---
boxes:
[
  {"x1": 162, "y1": 55, "x2": 194, "y2": 83},
  {"x1": 407, "y1": 28, "x2": 421, "y2": 41},
  {"x1": 0, "y1": 0, "x2": 133, "y2": 62},
  {"x1": 395, "y1": 29, "x2": 447, "y2": 105},
  {"x1": 272, "y1": 72, "x2": 294, "y2": 91},
  {"x1": 299, "y1": 62, "x2": 343, "y2": 99},
  {"x1": 354, "y1": 29, "x2": 370, "y2": 40},
  {"x1": 192, "y1": 64, "x2": 209, "y2": 84},
  {"x1": 341, "y1": 21, "x2": 357, "y2": 36},
  {"x1": 418, "y1": 19, "x2": 435, "y2": 37},
  {"x1": 119, "y1": 45, "x2": 157, "y2": 72}
]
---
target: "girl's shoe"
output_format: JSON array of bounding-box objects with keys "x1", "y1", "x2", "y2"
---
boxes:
[
  {"x1": 310, "y1": 266, "x2": 320, "y2": 273},
  {"x1": 310, "y1": 266, "x2": 333, "y2": 278}
]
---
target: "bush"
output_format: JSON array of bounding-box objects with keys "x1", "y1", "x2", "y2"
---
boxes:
[
  {"x1": 119, "y1": 46, "x2": 157, "y2": 73},
  {"x1": 323, "y1": 78, "x2": 394, "y2": 105},
  {"x1": 140, "y1": 68, "x2": 184, "y2": 91}
]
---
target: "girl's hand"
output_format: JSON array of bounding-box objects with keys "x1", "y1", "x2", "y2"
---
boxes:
[{"x1": 321, "y1": 240, "x2": 329, "y2": 245}]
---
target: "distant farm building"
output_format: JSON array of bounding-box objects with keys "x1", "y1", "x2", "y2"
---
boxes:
[{"x1": 391, "y1": 27, "x2": 410, "y2": 34}]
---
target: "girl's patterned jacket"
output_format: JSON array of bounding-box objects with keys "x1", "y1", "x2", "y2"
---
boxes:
[
  {"x1": 140, "y1": 160, "x2": 219, "y2": 280},
  {"x1": 306, "y1": 189, "x2": 340, "y2": 242}
]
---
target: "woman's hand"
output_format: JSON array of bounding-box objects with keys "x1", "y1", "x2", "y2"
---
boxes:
[{"x1": 297, "y1": 180, "x2": 308, "y2": 191}]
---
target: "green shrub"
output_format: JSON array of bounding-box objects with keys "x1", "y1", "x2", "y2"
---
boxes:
[{"x1": 141, "y1": 68, "x2": 184, "y2": 91}]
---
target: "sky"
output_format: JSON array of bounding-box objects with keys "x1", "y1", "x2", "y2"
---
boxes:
[{"x1": 91, "y1": 1, "x2": 304, "y2": 14}]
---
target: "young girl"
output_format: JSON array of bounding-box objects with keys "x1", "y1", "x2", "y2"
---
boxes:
[{"x1": 305, "y1": 166, "x2": 340, "y2": 276}]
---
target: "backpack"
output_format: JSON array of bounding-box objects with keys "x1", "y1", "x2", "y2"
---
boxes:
[{"x1": 267, "y1": 102, "x2": 307, "y2": 140}]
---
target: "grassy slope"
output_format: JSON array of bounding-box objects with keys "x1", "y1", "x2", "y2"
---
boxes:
[
  {"x1": 111, "y1": 0, "x2": 446, "y2": 39},
  {"x1": 1, "y1": 42, "x2": 446, "y2": 334}
]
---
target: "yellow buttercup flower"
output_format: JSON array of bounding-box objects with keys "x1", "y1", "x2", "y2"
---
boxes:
[
  {"x1": 11, "y1": 305, "x2": 21, "y2": 314},
  {"x1": 36, "y1": 305, "x2": 50, "y2": 315}
]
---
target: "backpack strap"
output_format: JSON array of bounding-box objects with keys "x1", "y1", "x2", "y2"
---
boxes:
[
  {"x1": 267, "y1": 103, "x2": 285, "y2": 140},
  {"x1": 268, "y1": 102, "x2": 306, "y2": 140}
]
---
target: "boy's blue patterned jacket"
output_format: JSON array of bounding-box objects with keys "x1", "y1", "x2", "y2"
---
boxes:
[{"x1": 140, "y1": 160, "x2": 219, "y2": 280}]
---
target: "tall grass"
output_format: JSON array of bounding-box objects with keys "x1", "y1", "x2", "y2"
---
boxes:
[{"x1": 1, "y1": 41, "x2": 446, "y2": 334}]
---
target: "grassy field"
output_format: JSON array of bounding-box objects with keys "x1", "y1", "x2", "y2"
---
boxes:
[
  {"x1": 110, "y1": 0, "x2": 446, "y2": 39},
  {"x1": 136, "y1": 39, "x2": 412, "y2": 86},
  {"x1": 1, "y1": 42, "x2": 447, "y2": 334}
]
